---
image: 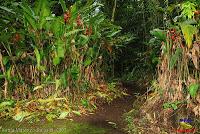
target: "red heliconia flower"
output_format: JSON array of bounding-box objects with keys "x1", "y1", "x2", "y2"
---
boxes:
[
  {"x1": 84, "y1": 25, "x2": 93, "y2": 36},
  {"x1": 15, "y1": 33, "x2": 21, "y2": 41},
  {"x1": 76, "y1": 13, "x2": 82, "y2": 27},
  {"x1": 64, "y1": 10, "x2": 70, "y2": 24},
  {"x1": 13, "y1": 33, "x2": 21, "y2": 43},
  {"x1": 85, "y1": 25, "x2": 89, "y2": 36},
  {"x1": 171, "y1": 35, "x2": 175, "y2": 41}
]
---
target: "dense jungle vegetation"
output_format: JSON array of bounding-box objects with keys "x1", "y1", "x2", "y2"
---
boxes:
[{"x1": 0, "y1": 0, "x2": 200, "y2": 134}]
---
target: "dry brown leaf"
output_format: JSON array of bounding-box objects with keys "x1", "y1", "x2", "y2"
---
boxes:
[
  {"x1": 196, "y1": 94, "x2": 200, "y2": 104},
  {"x1": 98, "y1": 84, "x2": 107, "y2": 91},
  {"x1": 193, "y1": 41, "x2": 199, "y2": 53},
  {"x1": 191, "y1": 42, "x2": 199, "y2": 70},
  {"x1": 192, "y1": 106, "x2": 200, "y2": 116}
]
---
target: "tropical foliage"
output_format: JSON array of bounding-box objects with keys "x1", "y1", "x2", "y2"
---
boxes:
[
  {"x1": 0, "y1": 0, "x2": 123, "y2": 121},
  {"x1": 125, "y1": 0, "x2": 200, "y2": 133}
]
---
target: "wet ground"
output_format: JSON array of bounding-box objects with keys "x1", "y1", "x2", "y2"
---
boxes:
[
  {"x1": 73, "y1": 94, "x2": 136, "y2": 134},
  {"x1": 73, "y1": 81, "x2": 144, "y2": 134}
]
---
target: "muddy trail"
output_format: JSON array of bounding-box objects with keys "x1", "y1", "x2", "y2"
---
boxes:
[{"x1": 73, "y1": 81, "x2": 146, "y2": 134}]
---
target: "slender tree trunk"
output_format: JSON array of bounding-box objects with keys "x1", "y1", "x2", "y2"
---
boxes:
[
  {"x1": 111, "y1": 0, "x2": 117, "y2": 22},
  {"x1": 164, "y1": 0, "x2": 168, "y2": 29}
]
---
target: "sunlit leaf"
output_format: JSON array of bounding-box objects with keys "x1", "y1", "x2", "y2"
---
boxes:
[
  {"x1": 34, "y1": 47, "x2": 41, "y2": 69},
  {"x1": 179, "y1": 122, "x2": 193, "y2": 129},
  {"x1": 72, "y1": 111, "x2": 81, "y2": 116},
  {"x1": 81, "y1": 99, "x2": 89, "y2": 107},
  {"x1": 37, "y1": 0, "x2": 51, "y2": 29},
  {"x1": 181, "y1": 1, "x2": 196, "y2": 19},
  {"x1": 180, "y1": 23, "x2": 197, "y2": 48},
  {"x1": 33, "y1": 84, "x2": 45, "y2": 91},
  {"x1": 6, "y1": 67, "x2": 11, "y2": 80},
  {"x1": 13, "y1": 111, "x2": 30, "y2": 122},
  {"x1": 56, "y1": 39, "x2": 65, "y2": 58},
  {"x1": 46, "y1": 113, "x2": 56, "y2": 122},
  {"x1": 2, "y1": 56, "x2": 9, "y2": 65},
  {"x1": 84, "y1": 57, "x2": 92, "y2": 67},
  {"x1": 53, "y1": 56, "x2": 61, "y2": 66},
  {"x1": 58, "y1": 111, "x2": 69, "y2": 119},
  {"x1": 55, "y1": 79, "x2": 61, "y2": 91},
  {"x1": 0, "y1": 100, "x2": 15, "y2": 108},
  {"x1": 39, "y1": 65, "x2": 46, "y2": 71},
  {"x1": 171, "y1": 103, "x2": 178, "y2": 110},
  {"x1": 150, "y1": 29, "x2": 166, "y2": 41},
  {"x1": 51, "y1": 17, "x2": 63, "y2": 37},
  {"x1": 188, "y1": 83, "x2": 200, "y2": 98}
]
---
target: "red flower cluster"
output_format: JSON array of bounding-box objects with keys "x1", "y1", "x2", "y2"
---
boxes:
[
  {"x1": 12, "y1": 33, "x2": 21, "y2": 43},
  {"x1": 84, "y1": 25, "x2": 92, "y2": 36},
  {"x1": 168, "y1": 28, "x2": 178, "y2": 41},
  {"x1": 76, "y1": 13, "x2": 83, "y2": 27},
  {"x1": 64, "y1": 10, "x2": 71, "y2": 24},
  {"x1": 63, "y1": 11, "x2": 93, "y2": 36},
  {"x1": 76, "y1": 13, "x2": 92, "y2": 36}
]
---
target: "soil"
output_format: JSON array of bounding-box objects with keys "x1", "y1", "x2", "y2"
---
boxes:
[{"x1": 73, "y1": 81, "x2": 146, "y2": 134}]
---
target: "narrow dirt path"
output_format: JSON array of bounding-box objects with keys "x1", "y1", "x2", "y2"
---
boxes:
[{"x1": 73, "y1": 81, "x2": 144, "y2": 134}]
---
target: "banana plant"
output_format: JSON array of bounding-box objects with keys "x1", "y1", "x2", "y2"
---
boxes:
[{"x1": 0, "y1": 0, "x2": 121, "y2": 100}]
